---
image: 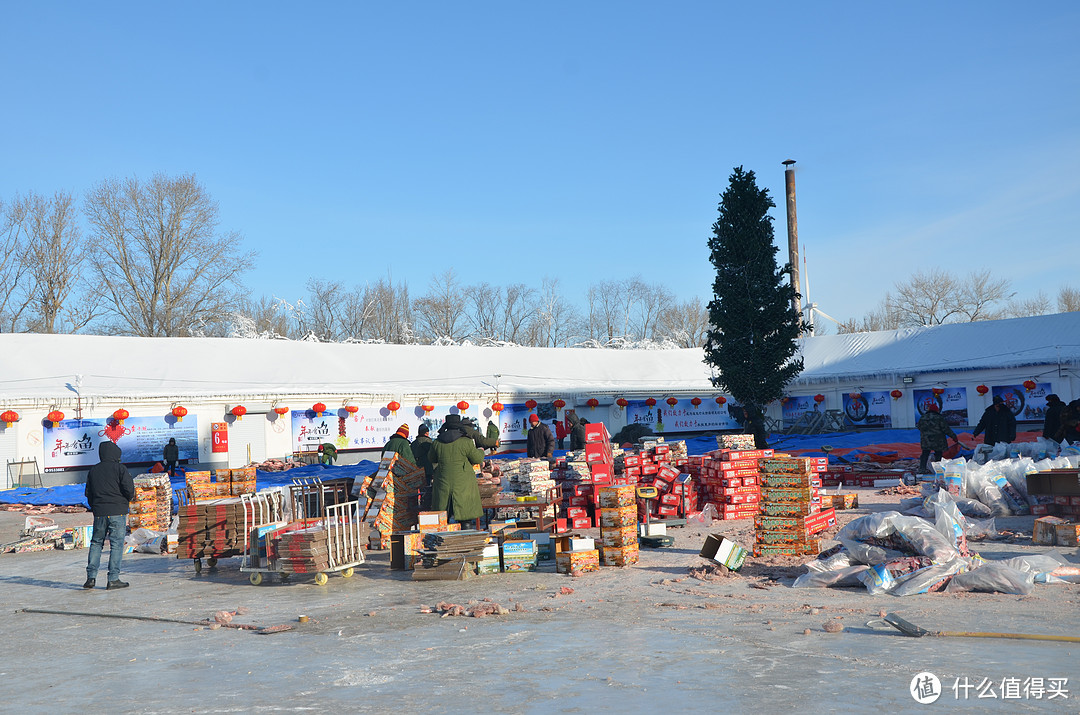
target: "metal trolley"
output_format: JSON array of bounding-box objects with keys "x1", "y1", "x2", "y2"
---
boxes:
[{"x1": 241, "y1": 477, "x2": 365, "y2": 586}]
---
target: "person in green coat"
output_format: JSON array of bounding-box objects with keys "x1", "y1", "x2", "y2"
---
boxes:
[
  {"x1": 430, "y1": 414, "x2": 484, "y2": 525},
  {"x1": 461, "y1": 417, "x2": 499, "y2": 452},
  {"x1": 383, "y1": 424, "x2": 416, "y2": 465},
  {"x1": 319, "y1": 442, "x2": 337, "y2": 466}
]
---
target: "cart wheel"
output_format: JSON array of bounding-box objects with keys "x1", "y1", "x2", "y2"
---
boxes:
[
  {"x1": 207, "y1": 558, "x2": 218, "y2": 569},
  {"x1": 314, "y1": 572, "x2": 329, "y2": 586},
  {"x1": 279, "y1": 573, "x2": 290, "y2": 582},
  {"x1": 249, "y1": 572, "x2": 263, "y2": 586},
  {"x1": 194, "y1": 559, "x2": 203, "y2": 574},
  {"x1": 341, "y1": 567, "x2": 354, "y2": 578}
]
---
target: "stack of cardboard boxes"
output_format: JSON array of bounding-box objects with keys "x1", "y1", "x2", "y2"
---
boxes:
[
  {"x1": 754, "y1": 455, "x2": 834, "y2": 556},
  {"x1": 689, "y1": 447, "x2": 773, "y2": 520},
  {"x1": 597, "y1": 485, "x2": 639, "y2": 566},
  {"x1": 176, "y1": 497, "x2": 252, "y2": 560},
  {"x1": 372, "y1": 454, "x2": 425, "y2": 549},
  {"x1": 129, "y1": 474, "x2": 173, "y2": 531}
]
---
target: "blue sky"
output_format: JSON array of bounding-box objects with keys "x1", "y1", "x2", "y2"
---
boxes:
[{"x1": 2, "y1": 2, "x2": 1078, "y2": 326}]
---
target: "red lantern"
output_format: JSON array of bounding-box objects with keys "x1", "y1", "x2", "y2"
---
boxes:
[
  {"x1": 46, "y1": 410, "x2": 65, "y2": 427},
  {"x1": 456, "y1": 400, "x2": 470, "y2": 411},
  {"x1": 1023, "y1": 380, "x2": 1037, "y2": 392},
  {"x1": 666, "y1": 397, "x2": 679, "y2": 407},
  {"x1": 387, "y1": 401, "x2": 401, "y2": 415},
  {"x1": 813, "y1": 394, "x2": 825, "y2": 403},
  {"x1": 344, "y1": 404, "x2": 359, "y2": 415},
  {"x1": 491, "y1": 402, "x2": 504, "y2": 413},
  {"x1": 586, "y1": 398, "x2": 599, "y2": 409},
  {"x1": 113, "y1": 408, "x2": 129, "y2": 425},
  {"x1": 615, "y1": 398, "x2": 629, "y2": 408},
  {"x1": 273, "y1": 406, "x2": 289, "y2": 416},
  {"x1": 715, "y1": 396, "x2": 727, "y2": 406},
  {"x1": 850, "y1": 392, "x2": 861, "y2": 399},
  {"x1": 645, "y1": 398, "x2": 656, "y2": 407},
  {"x1": 421, "y1": 404, "x2": 435, "y2": 414},
  {"x1": 0, "y1": 410, "x2": 18, "y2": 428},
  {"x1": 890, "y1": 389, "x2": 902, "y2": 400},
  {"x1": 552, "y1": 399, "x2": 566, "y2": 409},
  {"x1": 976, "y1": 385, "x2": 989, "y2": 395},
  {"x1": 171, "y1": 405, "x2": 188, "y2": 422},
  {"x1": 525, "y1": 399, "x2": 537, "y2": 410},
  {"x1": 690, "y1": 397, "x2": 702, "y2": 407},
  {"x1": 231, "y1": 405, "x2": 247, "y2": 421},
  {"x1": 312, "y1": 402, "x2": 327, "y2": 417},
  {"x1": 932, "y1": 388, "x2": 945, "y2": 396}
]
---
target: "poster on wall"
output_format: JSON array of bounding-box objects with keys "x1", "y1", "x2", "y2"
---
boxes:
[
  {"x1": 624, "y1": 399, "x2": 740, "y2": 434},
  {"x1": 292, "y1": 403, "x2": 480, "y2": 451},
  {"x1": 211, "y1": 422, "x2": 229, "y2": 453},
  {"x1": 992, "y1": 383, "x2": 1052, "y2": 421},
  {"x1": 842, "y1": 391, "x2": 893, "y2": 428},
  {"x1": 782, "y1": 396, "x2": 821, "y2": 426},
  {"x1": 490, "y1": 403, "x2": 540, "y2": 442},
  {"x1": 44, "y1": 416, "x2": 200, "y2": 472},
  {"x1": 912, "y1": 388, "x2": 969, "y2": 427}
]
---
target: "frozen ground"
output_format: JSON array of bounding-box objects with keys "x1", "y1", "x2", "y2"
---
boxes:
[{"x1": 2, "y1": 492, "x2": 1078, "y2": 714}]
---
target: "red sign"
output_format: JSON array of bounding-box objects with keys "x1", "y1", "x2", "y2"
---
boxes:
[{"x1": 211, "y1": 422, "x2": 228, "y2": 453}]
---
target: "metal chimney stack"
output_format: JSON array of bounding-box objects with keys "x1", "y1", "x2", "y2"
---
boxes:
[{"x1": 782, "y1": 159, "x2": 801, "y2": 330}]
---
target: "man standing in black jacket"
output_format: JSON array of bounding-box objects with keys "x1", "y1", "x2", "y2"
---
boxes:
[
  {"x1": 972, "y1": 396, "x2": 1018, "y2": 447},
  {"x1": 84, "y1": 441, "x2": 135, "y2": 590},
  {"x1": 526, "y1": 414, "x2": 555, "y2": 461}
]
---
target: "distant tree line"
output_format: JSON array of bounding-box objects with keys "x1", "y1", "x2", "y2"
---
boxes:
[{"x1": 1, "y1": 173, "x2": 708, "y2": 347}]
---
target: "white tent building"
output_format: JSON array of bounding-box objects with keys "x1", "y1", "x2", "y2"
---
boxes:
[{"x1": 0, "y1": 312, "x2": 1077, "y2": 486}]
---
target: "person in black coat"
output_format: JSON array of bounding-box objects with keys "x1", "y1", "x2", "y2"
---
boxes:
[
  {"x1": 84, "y1": 441, "x2": 135, "y2": 590},
  {"x1": 163, "y1": 438, "x2": 179, "y2": 476},
  {"x1": 526, "y1": 414, "x2": 555, "y2": 460},
  {"x1": 972, "y1": 396, "x2": 1018, "y2": 446},
  {"x1": 567, "y1": 411, "x2": 588, "y2": 450},
  {"x1": 1043, "y1": 394, "x2": 1064, "y2": 441}
]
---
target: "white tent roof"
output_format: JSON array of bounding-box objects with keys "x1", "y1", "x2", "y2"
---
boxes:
[{"x1": 0, "y1": 313, "x2": 1076, "y2": 401}]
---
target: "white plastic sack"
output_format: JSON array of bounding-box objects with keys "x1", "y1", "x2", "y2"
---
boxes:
[
  {"x1": 891, "y1": 557, "x2": 969, "y2": 596},
  {"x1": 946, "y1": 563, "x2": 1034, "y2": 595},
  {"x1": 967, "y1": 463, "x2": 1011, "y2": 516},
  {"x1": 793, "y1": 565, "x2": 869, "y2": 588},
  {"x1": 835, "y1": 512, "x2": 959, "y2": 563}
]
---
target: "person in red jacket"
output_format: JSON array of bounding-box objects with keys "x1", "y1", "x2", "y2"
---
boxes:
[{"x1": 553, "y1": 420, "x2": 567, "y2": 450}]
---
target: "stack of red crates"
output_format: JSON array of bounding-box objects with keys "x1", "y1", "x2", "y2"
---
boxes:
[{"x1": 754, "y1": 454, "x2": 833, "y2": 556}]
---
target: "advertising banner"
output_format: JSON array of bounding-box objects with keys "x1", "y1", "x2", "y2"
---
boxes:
[
  {"x1": 44, "y1": 416, "x2": 200, "y2": 472},
  {"x1": 211, "y1": 422, "x2": 229, "y2": 453},
  {"x1": 782, "y1": 396, "x2": 821, "y2": 426},
  {"x1": 912, "y1": 388, "x2": 969, "y2": 427},
  {"x1": 292, "y1": 403, "x2": 479, "y2": 451},
  {"x1": 842, "y1": 391, "x2": 893, "y2": 428},
  {"x1": 992, "y1": 383, "x2": 1052, "y2": 421},
  {"x1": 624, "y1": 399, "x2": 740, "y2": 434}
]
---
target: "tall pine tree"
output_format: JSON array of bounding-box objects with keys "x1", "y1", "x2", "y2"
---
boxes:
[{"x1": 705, "y1": 166, "x2": 804, "y2": 447}]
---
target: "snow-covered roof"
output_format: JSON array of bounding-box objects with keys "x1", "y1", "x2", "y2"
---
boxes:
[{"x1": 0, "y1": 313, "x2": 1076, "y2": 402}]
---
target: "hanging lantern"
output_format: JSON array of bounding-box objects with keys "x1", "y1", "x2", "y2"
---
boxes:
[
  {"x1": 716, "y1": 396, "x2": 727, "y2": 406},
  {"x1": 690, "y1": 397, "x2": 702, "y2": 408},
  {"x1": 387, "y1": 401, "x2": 401, "y2": 415},
  {"x1": 421, "y1": 404, "x2": 435, "y2": 414},
  {"x1": 171, "y1": 405, "x2": 188, "y2": 422},
  {"x1": 1023, "y1": 380, "x2": 1037, "y2": 392},
  {"x1": 932, "y1": 388, "x2": 945, "y2": 396},
  {"x1": 1, "y1": 410, "x2": 18, "y2": 428},
  {"x1": 850, "y1": 392, "x2": 862, "y2": 399},
  {"x1": 813, "y1": 394, "x2": 825, "y2": 403},
  {"x1": 586, "y1": 398, "x2": 599, "y2": 409},
  {"x1": 344, "y1": 404, "x2": 359, "y2": 415},
  {"x1": 456, "y1": 400, "x2": 470, "y2": 411},
  {"x1": 666, "y1": 397, "x2": 679, "y2": 407},
  {"x1": 491, "y1": 402, "x2": 504, "y2": 413},
  {"x1": 46, "y1": 410, "x2": 65, "y2": 428},
  {"x1": 113, "y1": 408, "x2": 130, "y2": 425},
  {"x1": 552, "y1": 399, "x2": 566, "y2": 410},
  {"x1": 273, "y1": 406, "x2": 290, "y2": 416},
  {"x1": 525, "y1": 399, "x2": 537, "y2": 410},
  {"x1": 231, "y1": 405, "x2": 247, "y2": 421},
  {"x1": 890, "y1": 389, "x2": 903, "y2": 400},
  {"x1": 615, "y1": 398, "x2": 629, "y2": 408},
  {"x1": 312, "y1": 402, "x2": 327, "y2": 417},
  {"x1": 976, "y1": 385, "x2": 989, "y2": 395},
  {"x1": 645, "y1": 398, "x2": 656, "y2": 407}
]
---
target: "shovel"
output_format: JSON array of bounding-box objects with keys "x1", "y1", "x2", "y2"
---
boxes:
[{"x1": 873, "y1": 612, "x2": 1080, "y2": 644}]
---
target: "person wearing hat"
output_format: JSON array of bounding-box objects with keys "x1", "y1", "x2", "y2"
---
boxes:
[
  {"x1": 411, "y1": 424, "x2": 436, "y2": 508},
  {"x1": 567, "y1": 410, "x2": 588, "y2": 450},
  {"x1": 526, "y1": 413, "x2": 555, "y2": 460},
  {"x1": 1043, "y1": 394, "x2": 1064, "y2": 441},
  {"x1": 429, "y1": 414, "x2": 484, "y2": 525},
  {"x1": 383, "y1": 423, "x2": 416, "y2": 465},
  {"x1": 460, "y1": 416, "x2": 499, "y2": 452},
  {"x1": 916, "y1": 403, "x2": 958, "y2": 474},
  {"x1": 972, "y1": 395, "x2": 1017, "y2": 446}
]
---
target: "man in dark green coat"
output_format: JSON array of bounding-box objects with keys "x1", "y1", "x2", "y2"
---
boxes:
[
  {"x1": 461, "y1": 417, "x2": 499, "y2": 452},
  {"x1": 383, "y1": 424, "x2": 416, "y2": 465},
  {"x1": 916, "y1": 404, "x2": 958, "y2": 473},
  {"x1": 430, "y1": 414, "x2": 484, "y2": 524}
]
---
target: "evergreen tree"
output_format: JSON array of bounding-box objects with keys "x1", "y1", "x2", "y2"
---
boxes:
[{"x1": 704, "y1": 166, "x2": 804, "y2": 447}]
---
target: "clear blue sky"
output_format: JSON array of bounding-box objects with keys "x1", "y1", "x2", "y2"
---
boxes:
[{"x1": 2, "y1": 2, "x2": 1078, "y2": 326}]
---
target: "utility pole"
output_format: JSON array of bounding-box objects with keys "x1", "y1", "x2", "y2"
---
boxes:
[{"x1": 782, "y1": 159, "x2": 801, "y2": 333}]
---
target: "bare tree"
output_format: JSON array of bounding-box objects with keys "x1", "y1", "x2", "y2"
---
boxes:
[
  {"x1": 658, "y1": 297, "x2": 710, "y2": 347},
  {"x1": 838, "y1": 295, "x2": 905, "y2": 334},
  {"x1": 955, "y1": 269, "x2": 1013, "y2": 321},
  {"x1": 466, "y1": 281, "x2": 504, "y2": 341},
  {"x1": 889, "y1": 269, "x2": 963, "y2": 326},
  {"x1": 413, "y1": 269, "x2": 467, "y2": 342},
  {"x1": 586, "y1": 280, "x2": 630, "y2": 342},
  {"x1": 0, "y1": 197, "x2": 34, "y2": 331},
  {"x1": 83, "y1": 173, "x2": 255, "y2": 336},
  {"x1": 1058, "y1": 286, "x2": 1080, "y2": 312},
  {"x1": 528, "y1": 276, "x2": 581, "y2": 347},
  {"x1": 501, "y1": 283, "x2": 535, "y2": 344},
  {"x1": 1002, "y1": 292, "x2": 1051, "y2": 319},
  {"x1": 233, "y1": 295, "x2": 294, "y2": 338},
  {"x1": 628, "y1": 277, "x2": 674, "y2": 340},
  {"x1": 363, "y1": 274, "x2": 413, "y2": 343}
]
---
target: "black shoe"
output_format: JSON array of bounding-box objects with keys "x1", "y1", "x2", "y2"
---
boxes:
[
  {"x1": 106, "y1": 580, "x2": 129, "y2": 590},
  {"x1": 82, "y1": 579, "x2": 95, "y2": 589}
]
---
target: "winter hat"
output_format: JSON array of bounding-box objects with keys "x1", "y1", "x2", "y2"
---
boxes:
[
  {"x1": 927, "y1": 403, "x2": 940, "y2": 413},
  {"x1": 528, "y1": 414, "x2": 540, "y2": 424},
  {"x1": 444, "y1": 414, "x2": 462, "y2": 427},
  {"x1": 418, "y1": 424, "x2": 429, "y2": 435},
  {"x1": 395, "y1": 423, "x2": 410, "y2": 438}
]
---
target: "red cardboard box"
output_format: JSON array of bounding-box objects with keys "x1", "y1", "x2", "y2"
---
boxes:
[
  {"x1": 725, "y1": 492, "x2": 760, "y2": 505},
  {"x1": 571, "y1": 516, "x2": 593, "y2": 530},
  {"x1": 566, "y1": 507, "x2": 589, "y2": 519},
  {"x1": 656, "y1": 465, "x2": 681, "y2": 483},
  {"x1": 660, "y1": 493, "x2": 680, "y2": 506},
  {"x1": 585, "y1": 442, "x2": 613, "y2": 464},
  {"x1": 721, "y1": 449, "x2": 774, "y2": 461},
  {"x1": 584, "y1": 422, "x2": 610, "y2": 444},
  {"x1": 624, "y1": 455, "x2": 641, "y2": 468},
  {"x1": 625, "y1": 466, "x2": 641, "y2": 478},
  {"x1": 642, "y1": 463, "x2": 658, "y2": 476},
  {"x1": 568, "y1": 496, "x2": 589, "y2": 507},
  {"x1": 656, "y1": 505, "x2": 679, "y2": 516}
]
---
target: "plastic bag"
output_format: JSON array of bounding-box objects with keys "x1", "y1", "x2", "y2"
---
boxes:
[
  {"x1": 129, "y1": 527, "x2": 166, "y2": 554},
  {"x1": 891, "y1": 557, "x2": 969, "y2": 596},
  {"x1": 836, "y1": 512, "x2": 959, "y2": 563},
  {"x1": 988, "y1": 442, "x2": 1008, "y2": 461},
  {"x1": 988, "y1": 467, "x2": 1029, "y2": 515},
  {"x1": 946, "y1": 563, "x2": 1034, "y2": 595},
  {"x1": 926, "y1": 489, "x2": 970, "y2": 555},
  {"x1": 793, "y1": 565, "x2": 869, "y2": 588},
  {"x1": 688, "y1": 503, "x2": 718, "y2": 527},
  {"x1": 965, "y1": 516, "x2": 997, "y2": 540},
  {"x1": 953, "y1": 496, "x2": 992, "y2": 519},
  {"x1": 966, "y1": 463, "x2": 1011, "y2": 516}
]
